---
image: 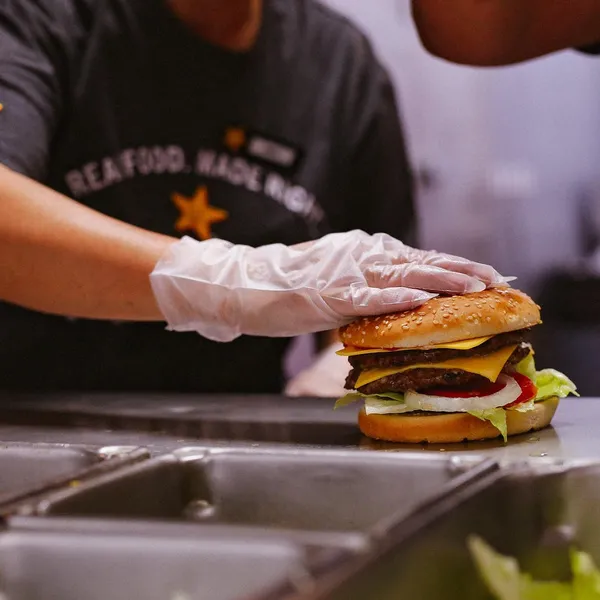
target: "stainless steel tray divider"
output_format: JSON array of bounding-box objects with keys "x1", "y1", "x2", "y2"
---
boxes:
[
  {"x1": 0, "y1": 441, "x2": 521, "y2": 600},
  {"x1": 0, "y1": 525, "x2": 314, "y2": 600},
  {"x1": 12, "y1": 448, "x2": 495, "y2": 540},
  {"x1": 0, "y1": 443, "x2": 150, "y2": 515}
]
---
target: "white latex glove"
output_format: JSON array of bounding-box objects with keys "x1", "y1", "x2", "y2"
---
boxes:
[
  {"x1": 285, "y1": 342, "x2": 350, "y2": 398},
  {"x1": 150, "y1": 230, "x2": 509, "y2": 342}
]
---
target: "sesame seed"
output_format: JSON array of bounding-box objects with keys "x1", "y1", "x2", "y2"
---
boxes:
[
  {"x1": 443, "y1": 314, "x2": 451, "y2": 319},
  {"x1": 486, "y1": 317, "x2": 491, "y2": 322},
  {"x1": 443, "y1": 324, "x2": 448, "y2": 328},
  {"x1": 375, "y1": 326, "x2": 379, "y2": 330},
  {"x1": 433, "y1": 319, "x2": 440, "y2": 325}
]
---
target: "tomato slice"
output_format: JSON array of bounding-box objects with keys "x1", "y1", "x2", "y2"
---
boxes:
[
  {"x1": 425, "y1": 379, "x2": 506, "y2": 398},
  {"x1": 425, "y1": 372, "x2": 537, "y2": 403},
  {"x1": 504, "y1": 372, "x2": 537, "y2": 408}
]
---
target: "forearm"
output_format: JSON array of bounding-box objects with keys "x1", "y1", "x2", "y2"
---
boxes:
[
  {"x1": 0, "y1": 165, "x2": 174, "y2": 321},
  {"x1": 412, "y1": 0, "x2": 600, "y2": 65}
]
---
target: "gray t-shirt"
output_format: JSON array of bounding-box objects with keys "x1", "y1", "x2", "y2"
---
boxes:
[{"x1": 0, "y1": 0, "x2": 414, "y2": 392}]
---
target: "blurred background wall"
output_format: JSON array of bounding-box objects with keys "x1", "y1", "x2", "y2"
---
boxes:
[{"x1": 287, "y1": 0, "x2": 600, "y2": 393}]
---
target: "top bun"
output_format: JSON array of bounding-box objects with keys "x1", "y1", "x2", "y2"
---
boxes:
[{"x1": 339, "y1": 288, "x2": 541, "y2": 349}]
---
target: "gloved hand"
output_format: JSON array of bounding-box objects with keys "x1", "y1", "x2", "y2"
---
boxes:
[
  {"x1": 285, "y1": 342, "x2": 350, "y2": 398},
  {"x1": 150, "y1": 230, "x2": 509, "y2": 342}
]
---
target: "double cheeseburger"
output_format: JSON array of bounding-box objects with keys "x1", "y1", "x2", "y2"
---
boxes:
[{"x1": 336, "y1": 288, "x2": 577, "y2": 443}]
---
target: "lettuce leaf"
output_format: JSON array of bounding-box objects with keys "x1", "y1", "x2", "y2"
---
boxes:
[
  {"x1": 516, "y1": 353, "x2": 538, "y2": 382},
  {"x1": 520, "y1": 579, "x2": 573, "y2": 600},
  {"x1": 511, "y1": 398, "x2": 536, "y2": 413},
  {"x1": 368, "y1": 392, "x2": 405, "y2": 402},
  {"x1": 468, "y1": 535, "x2": 600, "y2": 600},
  {"x1": 468, "y1": 535, "x2": 520, "y2": 600},
  {"x1": 535, "y1": 368, "x2": 579, "y2": 401},
  {"x1": 364, "y1": 397, "x2": 411, "y2": 415},
  {"x1": 333, "y1": 392, "x2": 405, "y2": 410},
  {"x1": 572, "y1": 549, "x2": 600, "y2": 599},
  {"x1": 515, "y1": 353, "x2": 578, "y2": 401},
  {"x1": 467, "y1": 408, "x2": 508, "y2": 442},
  {"x1": 334, "y1": 394, "x2": 363, "y2": 409}
]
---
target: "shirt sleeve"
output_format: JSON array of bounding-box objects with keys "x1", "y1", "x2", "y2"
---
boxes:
[
  {"x1": 0, "y1": 0, "x2": 82, "y2": 179},
  {"x1": 336, "y1": 33, "x2": 417, "y2": 246}
]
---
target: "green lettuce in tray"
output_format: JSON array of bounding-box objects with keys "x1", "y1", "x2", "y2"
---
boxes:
[{"x1": 469, "y1": 535, "x2": 600, "y2": 599}]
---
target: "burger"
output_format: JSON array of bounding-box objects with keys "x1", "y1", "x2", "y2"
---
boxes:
[{"x1": 335, "y1": 288, "x2": 577, "y2": 443}]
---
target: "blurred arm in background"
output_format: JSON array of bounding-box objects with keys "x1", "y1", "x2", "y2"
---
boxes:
[{"x1": 411, "y1": 0, "x2": 600, "y2": 66}]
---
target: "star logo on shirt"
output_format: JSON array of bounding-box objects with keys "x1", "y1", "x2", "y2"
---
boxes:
[{"x1": 172, "y1": 186, "x2": 229, "y2": 240}]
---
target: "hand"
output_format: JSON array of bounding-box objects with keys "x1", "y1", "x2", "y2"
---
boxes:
[
  {"x1": 150, "y1": 230, "x2": 509, "y2": 342},
  {"x1": 285, "y1": 342, "x2": 350, "y2": 398}
]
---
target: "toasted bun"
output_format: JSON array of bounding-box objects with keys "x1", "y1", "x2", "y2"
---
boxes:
[
  {"x1": 340, "y1": 288, "x2": 540, "y2": 349},
  {"x1": 357, "y1": 397, "x2": 558, "y2": 444}
]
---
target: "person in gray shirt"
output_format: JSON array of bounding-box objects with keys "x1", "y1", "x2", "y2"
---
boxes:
[{"x1": 0, "y1": 0, "x2": 504, "y2": 394}]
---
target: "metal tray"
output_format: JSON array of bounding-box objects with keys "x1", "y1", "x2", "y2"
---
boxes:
[
  {"x1": 7, "y1": 515, "x2": 352, "y2": 576},
  {"x1": 12, "y1": 447, "x2": 492, "y2": 544},
  {"x1": 309, "y1": 461, "x2": 600, "y2": 600},
  {"x1": 0, "y1": 525, "x2": 310, "y2": 600},
  {"x1": 0, "y1": 443, "x2": 148, "y2": 510}
]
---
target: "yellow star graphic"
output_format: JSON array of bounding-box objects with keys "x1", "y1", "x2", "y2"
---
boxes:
[
  {"x1": 172, "y1": 186, "x2": 229, "y2": 240},
  {"x1": 224, "y1": 127, "x2": 246, "y2": 152}
]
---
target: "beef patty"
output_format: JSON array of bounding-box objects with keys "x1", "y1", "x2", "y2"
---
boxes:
[
  {"x1": 348, "y1": 328, "x2": 530, "y2": 371},
  {"x1": 345, "y1": 342, "x2": 530, "y2": 394}
]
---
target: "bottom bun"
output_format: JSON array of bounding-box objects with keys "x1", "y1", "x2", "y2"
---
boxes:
[{"x1": 358, "y1": 397, "x2": 559, "y2": 444}]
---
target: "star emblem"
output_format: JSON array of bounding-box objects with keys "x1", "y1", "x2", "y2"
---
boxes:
[
  {"x1": 172, "y1": 186, "x2": 229, "y2": 240},
  {"x1": 224, "y1": 127, "x2": 246, "y2": 152}
]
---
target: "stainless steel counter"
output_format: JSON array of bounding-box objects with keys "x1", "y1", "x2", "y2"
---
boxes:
[
  {"x1": 0, "y1": 394, "x2": 595, "y2": 600},
  {"x1": 0, "y1": 394, "x2": 595, "y2": 464}
]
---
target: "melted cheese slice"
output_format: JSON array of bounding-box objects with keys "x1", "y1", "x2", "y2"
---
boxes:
[
  {"x1": 355, "y1": 344, "x2": 518, "y2": 388},
  {"x1": 337, "y1": 335, "x2": 493, "y2": 357}
]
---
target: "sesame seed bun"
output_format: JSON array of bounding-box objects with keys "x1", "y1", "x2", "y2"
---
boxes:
[
  {"x1": 339, "y1": 288, "x2": 540, "y2": 349},
  {"x1": 357, "y1": 397, "x2": 558, "y2": 443}
]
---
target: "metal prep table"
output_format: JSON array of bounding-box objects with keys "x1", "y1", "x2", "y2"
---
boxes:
[{"x1": 0, "y1": 393, "x2": 595, "y2": 600}]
